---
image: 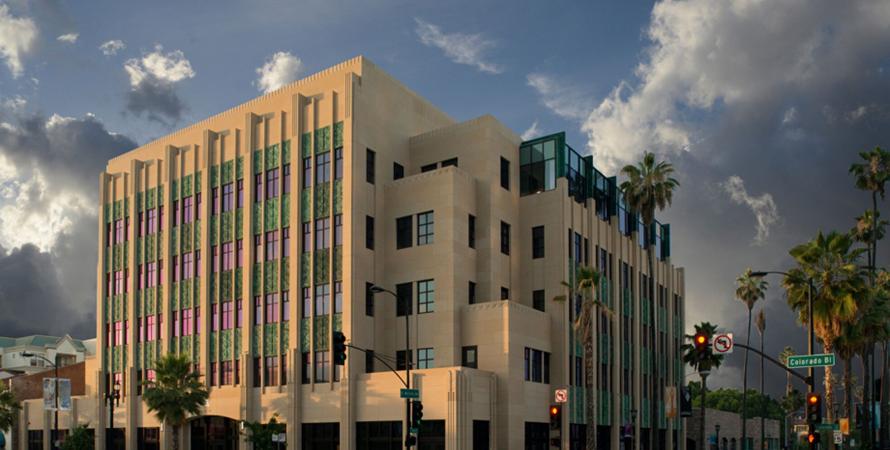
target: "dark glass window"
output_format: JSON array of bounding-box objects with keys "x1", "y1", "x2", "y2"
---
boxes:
[
  {"x1": 396, "y1": 282, "x2": 412, "y2": 316},
  {"x1": 501, "y1": 287, "x2": 509, "y2": 300},
  {"x1": 421, "y1": 163, "x2": 438, "y2": 173},
  {"x1": 441, "y1": 157, "x2": 458, "y2": 167},
  {"x1": 283, "y1": 164, "x2": 291, "y2": 194},
  {"x1": 366, "y1": 149, "x2": 375, "y2": 184},
  {"x1": 365, "y1": 350, "x2": 375, "y2": 374},
  {"x1": 316, "y1": 152, "x2": 331, "y2": 184},
  {"x1": 500, "y1": 221, "x2": 510, "y2": 255},
  {"x1": 365, "y1": 215, "x2": 375, "y2": 250},
  {"x1": 302, "y1": 222, "x2": 310, "y2": 254},
  {"x1": 356, "y1": 421, "x2": 402, "y2": 449},
  {"x1": 500, "y1": 157, "x2": 510, "y2": 190},
  {"x1": 314, "y1": 351, "x2": 330, "y2": 382},
  {"x1": 533, "y1": 289, "x2": 545, "y2": 312},
  {"x1": 417, "y1": 279, "x2": 435, "y2": 314},
  {"x1": 462, "y1": 345, "x2": 478, "y2": 368},
  {"x1": 396, "y1": 216, "x2": 412, "y2": 249},
  {"x1": 393, "y1": 162, "x2": 404, "y2": 180},
  {"x1": 334, "y1": 147, "x2": 343, "y2": 180},
  {"x1": 334, "y1": 214, "x2": 343, "y2": 247},
  {"x1": 302, "y1": 157, "x2": 312, "y2": 189},
  {"x1": 468, "y1": 281, "x2": 476, "y2": 305},
  {"x1": 266, "y1": 168, "x2": 280, "y2": 199},
  {"x1": 532, "y1": 225, "x2": 545, "y2": 259},
  {"x1": 301, "y1": 352, "x2": 310, "y2": 384},
  {"x1": 417, "y1": 211, "x2": 434, "y2": 245},
  {"x1": 365, "y1": 282, "x2": 375, "y2": 317},
  {"x1": 253, "y1": 357, "x2": 261, "y2": 387},
  {"x1": 468, "y1": 214, "x2": 476, "y2": 248},
  {"x1": 396, "y1": 350, "x2": 413, "y2": 371}
]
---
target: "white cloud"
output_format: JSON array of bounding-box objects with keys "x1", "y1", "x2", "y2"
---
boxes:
[
  {"x1": 2, "y1": 96, "x2": 26, "y2": 111},
  {"x1": 56, "y1": 33, "x2": 78, "y2": 44},
  {"x1": 124, "y1": 45, "x2": 195, "y2": 88},
  {"x1": 99, "y1": 39, "x2": 125, "y2": 56},
  {"x1": 0, "y1": 5, "x2": 38, "y2": 78},
  {"x1": 520, "y1": 120, "x2": 541, "y2": 141},
  {"x1": 526, "y1": 73, "x2": 591, "y2": 121},
  {"x1": 46, "y1": 113, "x2": 75, "y2": 129},
  {"x1": 414, "y1": 18, "x2": 503, "y2": 74},
  {"x1": 255, "y1": 51, "x2": 303, "y2": 94},
  {"x1": 575, "y1": 0, "x2": 890, "y2": 174},
  {"x1": 721, "y1": 175, "x2": 780, "y2": 245}
]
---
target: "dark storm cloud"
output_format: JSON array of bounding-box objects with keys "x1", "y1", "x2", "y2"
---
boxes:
[
  {"x1": 0, "y1": 244, "x2": 93, "y2": 338},
  {"x1": 125, "y1": 79, "x2": 188, "y2": 125},
  {"x1": 0, "y1": 112, "x2": 135, "y2": 340}
]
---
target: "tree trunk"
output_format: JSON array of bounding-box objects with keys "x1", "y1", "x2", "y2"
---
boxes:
[
  {"x1": 742, "y1": 309, "x2": 752, "y2": 449},
  {"x1": 825, "y1": 343, "x2": 835, "y2": 422},
  {"x1": 587, "y1": 337, "x2": 597, "y2": 450},
  {"x1": 760, "y1": 331, "x2": 765, "y2": 450},
  {"x1": 648, "y1": 228, "x2": 658, "y2": 450},
  {"x1": 863, "y1": 347, "x2": 872, "y2": 449},
  {"x1": 172, "y1": 425, "x2": 179, "y2": 450}
]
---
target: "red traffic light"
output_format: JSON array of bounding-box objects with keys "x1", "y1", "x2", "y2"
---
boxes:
[
  {"x1": 550, "y1": 406, "x2": 559, "y2": 416},
  {"x1": 808, "y1": 394, "x2": 818, "y2": 404},
  {"x1": 808, "y1": 434, "x2": 815, "y2": 444},
  {"x1": 693, "y1": 332, "x2": 710, "y2": 351}
]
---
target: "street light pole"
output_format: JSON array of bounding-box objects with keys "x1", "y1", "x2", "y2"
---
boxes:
[
  {"x1": 370, "y1": 285, "x2": 412, "y2": 449},
  {"x1": 22, "y1": 352, "x2": 60, "y2": 450},
  {"x1": 749, "y1": 271, "x2": 815, "y2": 394}
]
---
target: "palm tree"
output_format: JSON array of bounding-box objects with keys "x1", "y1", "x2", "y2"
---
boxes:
[
  {"x1": 682, "y1": 322, "x2": 724, "y2": 450},
  {"x1": 778, "y1": 347, "x2": 795, "y2": 395},
  {"x1": 0, "y1": 381, "x2": 20, "y2": 436},
  {"x1": 756, "y1": 309, "x2": 766, "y2": 450},
  {"x1": 556, "y1": 265, "x2": 609, "y2": 450},
  {"x1": 850, "y1": 146, "x2": 890, "y2": 444},
  {"x1": 620, "y1": 151, "x2": 680, "y2": 450},
  {"x1": 783, "y1": 231, "x2": 867, "y2": 424},
  {"x1": 141, "y1": 354, "x2": 209, "y2": 450},
  {"x1": 736, "y1": 268, "x2": 768, "y2": 446}
]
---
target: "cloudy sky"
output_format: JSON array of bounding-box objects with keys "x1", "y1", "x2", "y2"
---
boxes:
[{"x1": 1, "y1": 0, "x2": 889, "y2": 398}]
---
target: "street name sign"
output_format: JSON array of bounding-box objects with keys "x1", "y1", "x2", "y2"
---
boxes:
[
  {"x1": 786, "y1": 354, "x2": 836, "y2": 369},
  {"x1": 816, "y1": 423, "x2": 839, "y2": 431},
  {"x1": 400, "y1": 388, "x2": 420, "y2": 399}
]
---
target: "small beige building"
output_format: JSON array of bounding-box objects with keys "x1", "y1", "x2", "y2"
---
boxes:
[{"x1": 18, "y1": 56, "x2": 686, "y2": 450}]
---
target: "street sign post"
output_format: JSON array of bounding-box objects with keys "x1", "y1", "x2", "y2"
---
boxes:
[
  {"x1": 787, "y1": 354, "x2": 835, "y2": 369},
  {"x1": 712, "y1": 333, "x2": 734, "y2": 354},
  {"x1": 554, "y1": 389, "x2": 568, "y2": 404},
  {"x1": 400, "y1": 388, "x2": 420, "y2": 399}
]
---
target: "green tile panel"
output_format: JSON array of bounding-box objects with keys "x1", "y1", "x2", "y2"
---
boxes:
[
  {"x1": 252, "y1": 203, "x2": 262, "y2": 235},
  {"x1": 264, "y1": 260, "x2": 278, "y2": 294},
  {"x1": 333, "y1": 121, "x2": 344, "y2": 148},
  {"x1": 281, "y1": 321, "x2": 289, "y2": 350},
  {"x1": 301, "y1": 189, "x2": 311, "y2": 222},
  {"x1": 281, "y1": 194, "x2": 290, "y2": 227},
  {"x1": 314, "y1": 184, "x2": 330, "y2": 217},
  {"x1": 265, "y1": 144, "x2": 280, "y2": 169},
  {"x1": 221, "y1": 211, "x2": 233, "y2": 243},
  {"x1": 333, "y1": 313, "x2": 342, "y2": 332},
  {"x1": 314, "y1": 127, "x2": 330, "y2": 154},
  {"x1": 282, "y1": 139, "x2": 291, "y2": 163},
  {"x1": 210, "y1": 216, "x2": 219, "y2": 245},
  {"x1": 221, "y1": 329, "x2": 232, "y2": 360},
  {"x1": 210, "y1": 165, "x2": 220, "y2": 188},
  {"x1": 314, "y1": 249, "x2": 329, "y2": 284},
  {"x1": 236, "y1": 156, "x2": 244, "y2": 180},
  {"x1": 253, "y1": 150, "x2": 263, "y2": 174},
  {"x1": 300, "y1": 319, "x2": 310, "y2": 352},
  {"x1": 172, "y1": 180, "x2": 179, "y2": 200},
  {"x1": 314, "y1": 316, "x2": 328, "y2": 350},
  {"x1": 235, "y1": 267, "x2": 243, "y2": 297},
  {"x1": 263, "y1": 324, "x2": 277, "y2": 356},
  {"x1": 234, "y1": 328, "x2": 242, "y2": 357},
  {"x1": 235, "y1": 209, "x2": 243, "y2": 239},
  {"x1": 333, "y1": 180, "x2": 343, "y2": 214},
  {"x1": 209, "y1": 332, "x2": 217, "y2": 361},
  {"x1": 221, "y1": 270, "x2": 233, "y2": 301},
  {"x1": 222, "y1": 160, "x2": 234, "y2": 184},
  {"x1": 333, "y1": 247, "x2": 342, "y2": 281},
  {"x1": 252, "y1": 263, "x2": 262, "y2": 296},
  {"x1": 264, "y1": 198, "x2": 279, "y2": 231},
  {"x1": 301, "y1": 253, "x2": 311, "y2": 287},
  {"x1": 301, "y1": 132, "x2": 311, "y2": 158},
  {"x1": 251, "y1": 325, "x2": 260, "y2": 355},
  {"x1": 195, "y1": 172, "x2": 201, "y2": 194},
  {"x1": 282, "y1": 257, "x2": 290, "y2": 285}
]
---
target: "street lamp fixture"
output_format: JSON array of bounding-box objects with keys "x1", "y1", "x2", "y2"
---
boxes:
[
  {"x1": 22, "y1": 352, "x2": 61, "y2": 450},
  {"x1": 104, "y1": 382, "x2": 121, "y2": 450},
  {"x1": 716, "y1": 424, "x2": 721, "y2": 450},
  {"x1": 369, "y1": 284, "x2": 413, "y2": 449}
]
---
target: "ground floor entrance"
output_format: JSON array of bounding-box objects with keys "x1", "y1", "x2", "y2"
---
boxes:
[{"x1": 190, "y1": 416, "x2": 239, "y2": 450}]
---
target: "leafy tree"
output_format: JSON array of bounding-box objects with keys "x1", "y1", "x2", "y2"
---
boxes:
[
  {"x1": 783, "y1": 231, "x2": 867, "y2": 422},
  {"x1": 620, "y1": 151, "x2": 679, "y2": 450},
  {"x1": 0, "y1": 382, "x2": 19, "y2": 433},
  {"x1": 142, "y1": 354, "x2": 209, "y2": 450},
  {"x1": 61, "y1": 424, "x2": 94, "y2": 450},
  {"x1": 555, "y1": 265, "x2": 609, "y2": 450},
  {"x1": 736, "y1": 268, "x2": 768, "y2": 446},
  {"x1": 850, "y1": 146, "x2": 890, "y2": 443},
  {"x1": 242, "y1": 414, "x2": 287, "y2": 450}
]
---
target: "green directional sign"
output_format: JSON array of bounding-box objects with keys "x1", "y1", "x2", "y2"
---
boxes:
[
  {"x1": 787, "y1": 353, "x2": 835, "y2": 369},
  {"x1": 816, "y1": 423, "x2": 839, "y2": 431},
  {"x1": 400, "y1": 388, "x2": 420, "y2": 399}
]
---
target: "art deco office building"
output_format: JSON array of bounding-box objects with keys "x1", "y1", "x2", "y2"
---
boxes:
[{"x1": 21, "y1": 56, "x2": 686, "y2": 450}]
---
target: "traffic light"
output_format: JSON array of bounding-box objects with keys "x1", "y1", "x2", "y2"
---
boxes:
[
  {"x1": 693, "y1": 331, "x2": 710, "y2": 352},
  {"x1": 411, "y1": 400, "x2": 424, "y2": 428},
  {"x1": 806, "y1": 393, "x2": 822, "y2": 424},
  {"x1": 333, "y1": 331, "x2": 347, "y2": 365},
  {"x1": 550, "y1": 404, "x2": 563, "y2": 449},
  {"x1": 807, "y1": 425, "x2": 820, "y2": 449},
  {"x1": 405, "y1": 435, "x2": 417, "y2": 447}
]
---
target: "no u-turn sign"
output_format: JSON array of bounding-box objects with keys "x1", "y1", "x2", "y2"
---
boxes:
[{"x1": 712, "y1": 333, "x2": 734, "y2": 354}]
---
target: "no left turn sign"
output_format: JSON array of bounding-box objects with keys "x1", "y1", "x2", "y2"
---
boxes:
[{"x1": 713, "y1": 333, "x2": 734, "y2": 354}]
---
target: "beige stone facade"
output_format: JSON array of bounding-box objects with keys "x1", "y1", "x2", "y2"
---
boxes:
[{"x1": 18, "y1": 56, "x2": 686, "y2": 450}]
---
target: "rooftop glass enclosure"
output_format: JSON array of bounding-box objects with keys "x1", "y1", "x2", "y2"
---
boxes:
[{"x1": 519, "y1": 132, "x2": 670, "y2": 260}]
